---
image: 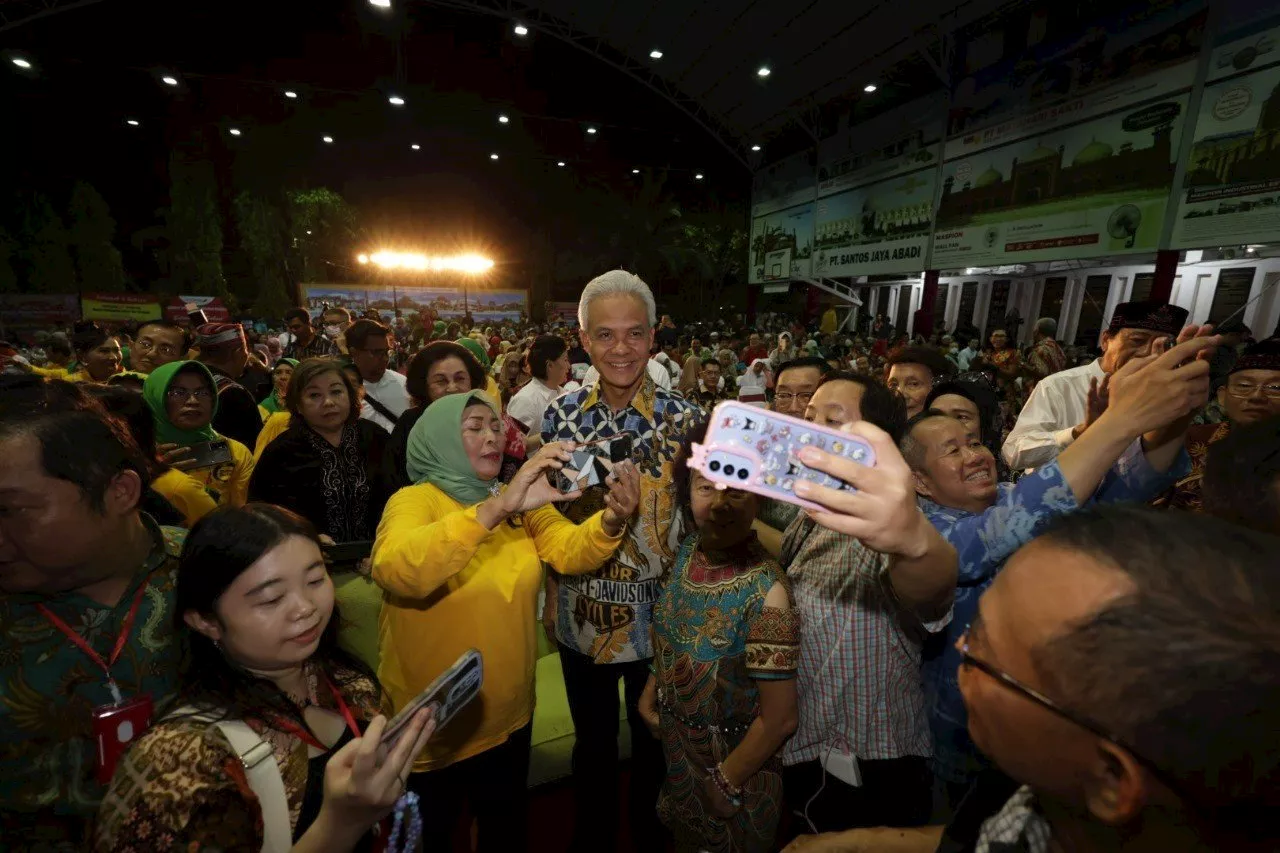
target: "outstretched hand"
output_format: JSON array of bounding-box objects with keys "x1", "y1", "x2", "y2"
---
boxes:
[
  {"x1": 500, "y1": 441, "x2": 583, "y2": 514},
  {"x1": 1104, "y1": 333, "x2": 1219, "y2": 437}
]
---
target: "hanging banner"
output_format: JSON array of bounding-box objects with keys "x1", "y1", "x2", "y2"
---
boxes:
[
  {"x1": 545, "y1": 301, "x2": 579, "y2": 325},
  {"x1": 164, "y1": 295, "x2": 231, "y2": 324},
  {"x1": 932, "y1": 65, "x2": 1192, "y2": 268},
  {"x1": 302, "y1": 283, "x2": 527, "y2": 323},
  {"x1": 1171, "y1": 19, "x2": 1280, "y2": 248},
  {"x1": 749, "y1": 203, "x2": 814, "y2": 283},
  {"x1": 0, "y1": 293, "x2": 79, "y2": 334},
  {"x1": 813, "y1": 153, "x2": 937, "y2": 277},
  {"x1": 751, "y1": 151, "x2": 817, "y2": 218},
  {"x1": 81, "y1": 292, "x2": 163, "y2": 323}
]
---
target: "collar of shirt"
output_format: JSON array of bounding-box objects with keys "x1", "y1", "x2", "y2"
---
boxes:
[{"x1": 582, "y1": 373, "x2": 656, "y2": 420}]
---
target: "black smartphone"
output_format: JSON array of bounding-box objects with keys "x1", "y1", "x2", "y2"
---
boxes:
[
  {"x1": 185, "y1": 439, "x2": 234, "y2": 469},
  {"x1": 321, "y1": 540, "x2": 373, "y2": 564}
]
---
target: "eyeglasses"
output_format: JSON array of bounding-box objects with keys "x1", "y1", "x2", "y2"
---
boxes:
[
  {"x1": 165, "y1": 387, "x2": 213, "y2": 401},
  {"x1": 774, "y1": 391, "x2": 814, "y2": 405},
  {"x1": 355, "y1": 348, "x2": 390, "y2": 359},
  {"x1": 135, "y1": 339, "x2": 180, "y2": 358},
  {"x1": 959, "y1": 624, "x2": 1192, "y2": 800},
  {"x1": 1225, "y1": 381, "x2": 1280, "y2": 399}
]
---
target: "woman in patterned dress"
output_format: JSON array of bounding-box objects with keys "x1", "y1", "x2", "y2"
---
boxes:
[{"x1": 639, "y1": 423, "x2": 801, "y2": 853}]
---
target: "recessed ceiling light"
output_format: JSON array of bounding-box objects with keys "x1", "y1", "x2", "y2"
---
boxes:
[
  {"x1": 864, "y1": 83, "x2": 877, "y2": 93},
  {"x1": 632, "y1": 169, "x2": 640, "y2": 174},
  {"x1": 490, "y1": 153, "x2": 499, "y2": 160},
  {"x1": 369, "y1": 0, "x2": 391, "y2": 7},
  {"x1": 498, "y1": 114, "x2": 509, "y2": 124},
  {"x1": 586, "y1": 126, "x2": 597, "y2": 134},
  {"x1": 411, "y1": 143, "x2": 421, "y2": 150},
  {"x1": 126, "y1": 119, "x2": 140, "y2": 126},
  {"x1": 388, "y1": 95, "x2": 405, "y2": 106},
  {"x1": 11, "y1": 58, "x2": 32, "y2": 69},
  {"x1": 557, "y1": 161, "x2": 565, "y2": 167},
  {"x1": 649, "y1": 49, "x2": 663, "y2": 59},
  {"x1": 161, "y1": 75, "x2": 178, "y2": 86},
  {"x1": 322, "y1": 135, "x2": 334, "y2": 143},
  {"x1": 757, "y1": 66, "x2": 771, "y2": 78},
  {"x1": 513, "y1": 23, "x2": 528, "y2": 36},
  {"x1": 284, "y1": 90, "x2": 298, "y2": 99},
  {"x1": 751, "y1": 144, "x2": 761, "y2": 152},
  {"x1": 229, "y1": 128, "x2": 242, "y2": 136},
  {"x1": 695, "y1": 173, "x2": 704, "y2": 180}
]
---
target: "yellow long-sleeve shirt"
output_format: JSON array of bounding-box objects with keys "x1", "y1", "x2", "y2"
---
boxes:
[
  {"x1": 185, "y1": 437, "x2": 254, "y2": 508},
  {"x1": 253, "y1": 412, "x2": 291, "y2": 459},
  {"x1": 151, "y1": 468, "x2": 219, "y2": 527},
  {"x1": 372, "y1": 482, "x2": 623, "y2": 772}
]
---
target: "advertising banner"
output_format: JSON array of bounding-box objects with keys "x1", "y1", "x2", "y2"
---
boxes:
[
  {"x1": 164, "y1": 295, "x2": 231, "y2": 324},
  {"x1": 1172, "y1": 19, "x2": 1280, "y2": 248},
  {"x1": 545, "y1": 301, "x2": 580, "y2": 325},
  {"x1": 749, "y1": 204, "x2": 813, "y2": 283},
  {"x1": 0, "y1": 293, "x2": 79, "y2": 334},
  {"x1": 932, "y1": 66, "x2": 1191, "y2": 268},
  {"x1": 751, "y1": 151, "x2": 817, "y2": 218},
  {"x1": 302, "y1": 284, "x2": 527, "y2": 322},
  {"x1": 813, "y1": 154, "x2": 937, "y2": 277},
  {"x1": 81, "y1": 292, "x2": 163, "y2": 323}
]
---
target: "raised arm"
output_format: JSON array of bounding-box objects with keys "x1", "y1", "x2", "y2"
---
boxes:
[{"x1": 371, "y1": 487, "x2": 496, "y2": 599}]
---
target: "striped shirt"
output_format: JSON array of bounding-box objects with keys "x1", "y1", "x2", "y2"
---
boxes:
[{"x1": 779, "y1": 515, "x2": 947, "y2": 765}]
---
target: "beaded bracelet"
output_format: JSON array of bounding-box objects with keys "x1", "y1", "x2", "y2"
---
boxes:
[
  {"x1": 707, "y1": 763, "x2": 743, "y2": 809},
  {"x1": 387, "y1": 790, "x2": 423, "y2": 852}
]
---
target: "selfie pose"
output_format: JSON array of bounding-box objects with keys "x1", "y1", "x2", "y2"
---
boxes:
[{"x1": 142, "y1": 360, "x2": 255, "y2": 507}]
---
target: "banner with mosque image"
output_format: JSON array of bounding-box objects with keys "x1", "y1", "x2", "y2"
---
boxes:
[
  {"x1": 748, "y1": 203, "x2": 814, "y2": 283},
  {"x1": 930, "y1": 63, "x2": 1193, "y2": 268},
  {"x1": 1171, "y1": 17, "x2": 1280, "y2": 248}
]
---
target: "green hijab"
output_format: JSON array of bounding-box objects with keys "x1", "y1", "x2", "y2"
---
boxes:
[
  {"x1": 456, "y1": 336, "x2": 491, "y2": 369},
  {"x1": 259, "y1": 358, "x2": 299, "y2": 414},
  {"x1": 143, "y1": 360, "x2": 220, "y2": 447},
  {"x1": 406, "y1": 390, "x2": 501, "y2": 504}
]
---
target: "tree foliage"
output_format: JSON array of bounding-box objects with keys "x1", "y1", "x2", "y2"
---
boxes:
[
  {"x1": 233, "y1": 191, "x2": 292, "y2": 319},
  {"x1": 0, "y1": 227, "x2": 17, "y2": 293},
  {"x1": 167, "y1": 145, "x2": 228, "y2": 302},
  {"x1": 66, "y1": 182, "x2": 125, "y2": 293},
  {"x1": 13, "y1": 192, "x2": 77, "y2": 294},
  {"x1": 288, "y1": 188, "x2": 360, "y2": 284}
]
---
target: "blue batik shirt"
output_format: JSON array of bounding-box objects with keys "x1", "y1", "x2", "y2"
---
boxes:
[{"x1": 921, "y1": 439, "x2": 1189, "y2": 784}]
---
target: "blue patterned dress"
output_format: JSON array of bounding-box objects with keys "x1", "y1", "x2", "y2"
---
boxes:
[{"x1": 653, "y1": 534, "x2": 800, "y2": 853}]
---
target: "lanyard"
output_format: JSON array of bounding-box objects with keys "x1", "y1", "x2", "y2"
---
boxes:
[
  {"x1": 36, "y1": 580, "x2": 150, "y2": 705},
  {"x1": 272, "y1": 674, "x2": 362, "y2": 752}
]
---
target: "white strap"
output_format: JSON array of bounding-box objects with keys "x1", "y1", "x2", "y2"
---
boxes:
[{"x1": 212, "y1": 719, "x2": 292, "y2": 853}]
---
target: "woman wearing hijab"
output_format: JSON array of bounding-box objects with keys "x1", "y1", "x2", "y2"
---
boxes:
[
  {"x1": 372, "y1": 390, "x2": 640, "y2": 852},
  {"x1": 257, "y1": 357, "x2": 297, "y2": 420},
  {"x1": 143, "y1": 360, "x2": 255, "y2": 507},
  {"x1": 768, "y1": 331, "x2": 796, "y2": 373}
]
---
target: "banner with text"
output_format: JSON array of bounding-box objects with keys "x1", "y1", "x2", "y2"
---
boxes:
[
  {"x1": 0, "y1": 294, "x2": 80, "y2": 334},
  {"x1": 749, "y1": 203, "x2": 813, "y2": 283},
  {"x1": 1172, "y1": 18, "x2": 1280, "y2": 248},
  {"x1": 813, "y1": 152, "x2": 937, "y2": 277},
  {"x1": 751, "y1": 151, "x2": 817, "y2": 218},
  {"x1": 164, "y1": 295, "x2": 232, "y2": 324},
  {"x1": 302, "y1": 283, "x2": 527, "y2": 322},
  {"x1": 932, "y1": 64, "x2": 1192, "y2": 267},
  {"x1": 81, "y1": 292, "x2": 163, "y2": 323}
]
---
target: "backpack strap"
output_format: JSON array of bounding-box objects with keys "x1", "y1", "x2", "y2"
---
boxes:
[{"x1": 363, "y1": 391, "x2": 401, "y2": 426}]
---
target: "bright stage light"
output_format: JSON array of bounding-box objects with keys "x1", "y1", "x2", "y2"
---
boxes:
[{"x1": 364, "y1": 252, "x2": 495, "y2": 273}]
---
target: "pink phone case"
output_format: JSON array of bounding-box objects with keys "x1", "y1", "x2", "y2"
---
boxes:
[{"x1": 690, "y1": 401, "x2": 876, "y2": 511}]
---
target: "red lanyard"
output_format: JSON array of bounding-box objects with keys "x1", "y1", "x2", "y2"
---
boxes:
[
  {"x1": 272, "y1": 674, "x2": 362, "y2": 752},
  {"x1": 36, "y1": 580, "x2": 150, "y2": 705}
]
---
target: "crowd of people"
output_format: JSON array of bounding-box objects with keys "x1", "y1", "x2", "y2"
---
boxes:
[{"x1": 1, "y1": 271, "x2": 1278, "y2": 853}]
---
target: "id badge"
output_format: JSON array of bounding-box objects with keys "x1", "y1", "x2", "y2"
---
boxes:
[{"x1": 92, "y1": 694, "x2": 153, "y2": 784}]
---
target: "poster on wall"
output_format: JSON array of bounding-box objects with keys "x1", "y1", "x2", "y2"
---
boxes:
[
  {"x1": 302, "y1": 283, "x2": 527, "y2": 322},
  {"x1": 81, "y1": 292, "x2": 162, "y2": 323},
  {"x1": 749, "y1": 203, "x2": 813, "y2": 283},
  {"x1": 751, "y1": 151, "x2": 817, "y2": 218},
  {"x1": 932, "y1": 66, "x2": 1191, "y2": 268},
  {"x1": 1171, "y1": 19, "x2": 1280, "y2": 248},
  {"x1": 813, "y1": 159, "x2": 936, "y2": 277}
]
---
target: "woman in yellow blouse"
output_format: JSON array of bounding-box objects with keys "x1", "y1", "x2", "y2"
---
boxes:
[{"x1": 373, "y1": 390, "x2": 639, "y2": 852}]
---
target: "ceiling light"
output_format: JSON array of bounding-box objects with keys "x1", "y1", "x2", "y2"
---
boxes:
[
  {"x1": 757, "y1": 66, "x2": 771, "y2": 78},
  {"x1": 498, "y1": 114, "x2": 509, "y2": 124},
  {"x1": 229, "y1": 128, "x2": 242, "y2": 136},
  {"x1": 490, "y1": 153, "x2": 499, "y2": 160},
  {"x1": 586, "y1": 126, "x2": 597, "y2": 134},
  {"x1": 411, "y1": 143, "x2": 420, "y2": 150},
  {"x1": 649, "y1": 49, "x2": 663, "y2": 59},
  {"x1": 388, "y1": 95, "x2": 405, "y2": 106},
  {"x1": 322, "y1": 135, "x2": 334, "y2": 143},
  {"x1": 126, "y1": 119, "x2": 140, "y2": 126},
  {"x1": 557, "y1": 161, "x2": 565, "y2": 167},
  {"x1": 284, "y1": 90, "x2": 298, "y2": 99},
  {"x1": 161, "y1": 75, "x2": 178, "y2": 86},
  {"x1": 306, "y1": 230, "x2": 313, "y2": 235},
  {"x1": 864, "y1": 83, "x2": 877, "y2": 93},
  {"x1": 695, "y1": 173, "x2": 704, "y2": 180},
  {"x1": 751, "y1": 144, "x2": 761, "y2": 151},
  {"x1": 11, "y1": 58, "x2": 32, "y2": 69},
  {"x1": 513, "y1": 23, "x2": 528, "y2": 36},
  {"x1": 369, "y1": 0, "x2": 392, "y2": 6},
  {"x1": 632, "y1": 169, "x2": 640, "y2": 174}
]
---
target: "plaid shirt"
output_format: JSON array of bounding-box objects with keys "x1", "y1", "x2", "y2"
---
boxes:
[
  {"x1": 283, "y1": 333, "x2": 338, "y2": 360},
  {"x1": 779, "y1": 515, "x2": 947, "y2": 765}
]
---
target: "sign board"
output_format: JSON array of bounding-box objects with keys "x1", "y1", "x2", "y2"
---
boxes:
[
  {"x1": 751, "y1": 151, "x2": 817, "y2": 218},
  {"x1": 81, "y1": 292, "x2": 163, "y2": 323},
  {"x1": 164, "y1": 295, "x2": 231, "y2": 325},
  {"x1": 749, "y1": 203, "x2": 813, "y2": 283},
  {"x1": 302, "y1": 284, "x2": 527, "y2": 323},
  {"x1": 0, "y1": 294, "x2": 79, "y2": 335},
  {"x1": 544, "y1": 301, "x2": 580, "y2": 326}
]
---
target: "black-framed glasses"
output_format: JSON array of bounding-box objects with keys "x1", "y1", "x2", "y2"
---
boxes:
[{"x1": 958, "y1": 625, "x2": 1194, "y2": 801}]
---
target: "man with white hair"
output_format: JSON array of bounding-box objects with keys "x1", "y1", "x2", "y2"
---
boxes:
[{"x1": 541, "y1": 270, "x2": 703, "y2": 852}]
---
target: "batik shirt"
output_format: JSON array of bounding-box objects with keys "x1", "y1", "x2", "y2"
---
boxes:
[
  {"x1": 542, "y1": 375, "x2": 704, "y2": 663},
  {"x1": 0, "y1": 516, "x2": 186, "y2": 851},
  {"x1": 921, "y1": 441, "x2": 1188, "y2": 784}
]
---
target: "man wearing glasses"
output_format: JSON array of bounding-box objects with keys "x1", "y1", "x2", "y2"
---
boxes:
[
  {"x1": 784, "y1": 506, "x2": 1280, "y2": 852},
  {"x1": 345, "y1": 318, "x2": 408, "y2": 432},
  {"x1": 886, "y1": 346, "x2": 956, "y2": 419},
  {"x1": 898, "y1": 333, "x2": 1215, "y2": 801},
  {"x1": 1159, "y1": 337, "x2": 1280, "y2": 510},
  {"x1": 129, "y1": 320, "x2": 190, "y2": 374},
  {"x1": 755, "y1": 357, "x2": 830, "y2": 541}
]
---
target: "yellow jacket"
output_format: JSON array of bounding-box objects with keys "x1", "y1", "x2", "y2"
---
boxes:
[
  {"x1": 185, "y1": 437, "x2": 254, "y2": 508},
  {"x1": 253, "y1": 412, "x2": 291, "y2": 459},
  {"x1": 151, "y1": 468, "x2": 218, "y2": 527},
  {"x1": 372, "y1": 482, "x2": 622, "y2": 772}
]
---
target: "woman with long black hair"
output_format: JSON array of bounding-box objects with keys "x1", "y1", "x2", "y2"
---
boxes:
[{"x1": 94, "y1": 504, "x2": 434, "y2": 852}]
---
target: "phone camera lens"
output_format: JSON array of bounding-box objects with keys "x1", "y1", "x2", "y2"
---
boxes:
[
  {"x1": 724, "y1": 465, "x2": 735, "y2": 476},
  {"x1": 709, "y1": 460, "x2": 721, "y2": 472},
  {"x1": 737, "y1": 468, "x2": 749, "y2": 481}
]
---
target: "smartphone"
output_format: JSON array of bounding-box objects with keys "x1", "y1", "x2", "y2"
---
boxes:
[
  {"x1": 185, "y1": 439, "x2": 234, "y2": 469},
  {"x1": 382, "y1": 649, "x2": 483, "y2": 748},
  {"x1": 320, "y1": 540, "x2": 373, "y2": 564},
  {"x1": 550, "y1": 433, "x2": 635, "y2": 493},
  {"x1": 690, "y1": 401, "x2": 876, "y2": 511},
  {"x1": 187, "y1": 303, "x2": 209, "y2": 327}
]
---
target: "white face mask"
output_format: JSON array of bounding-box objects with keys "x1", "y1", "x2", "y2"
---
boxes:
[{"x1": 324, "y1": 324, "x2": 342, "y2": 338}]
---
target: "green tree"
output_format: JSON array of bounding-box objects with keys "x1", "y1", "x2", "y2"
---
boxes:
[
  {"x1": 14, "y1": 192, "x2": 77, "y2": 293},
  {"x1": 167, "y1": 145, "x2": 228, "y2": 300},
  {"x1": 233, "y1": 191, "x2": 292, "y2": 319},
  {"x1": 66, "y1": 182, "x2": 125, "y2": 293},
  {"x1": 288, "y1": 188, "x2": 360, "y2": 284},
  {"x1": 0, "y1": 227, "x2": 17, "y2": 293}
]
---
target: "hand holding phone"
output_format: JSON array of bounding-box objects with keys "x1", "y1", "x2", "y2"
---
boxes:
[{"x1": 382, "y1": 649, "x2": 483, "y2": 749}]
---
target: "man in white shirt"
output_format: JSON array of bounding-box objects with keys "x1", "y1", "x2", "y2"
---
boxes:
[
  {"x1": 346, "y1": 318, "x2": 409, "y2": 432},
  {"x1": 507, "y1": 334, "x2": 572, "y2": 431},
  {"x1": 1003, "y1": 300, "x2": 1189, "y2": 471}
]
